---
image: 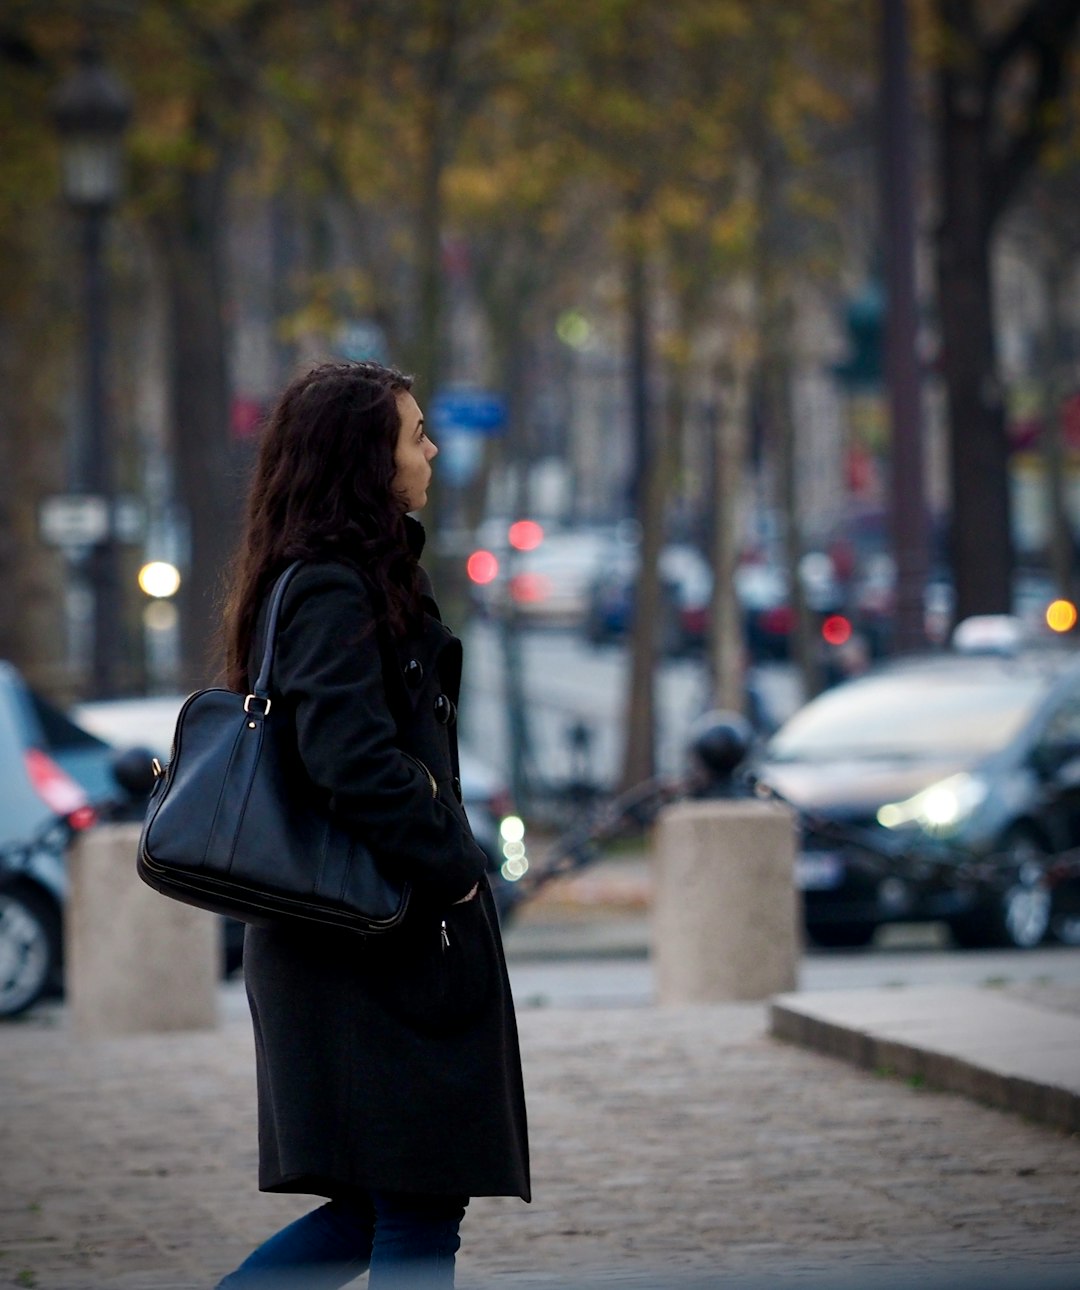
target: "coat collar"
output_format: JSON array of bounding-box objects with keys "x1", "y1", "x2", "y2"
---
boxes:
[
  {"x1": 404, "y1": 516, "x2": 443, "y2": 620},
  {"x1": 404, "y1": 514, "x2": 426, "y2": 558}
]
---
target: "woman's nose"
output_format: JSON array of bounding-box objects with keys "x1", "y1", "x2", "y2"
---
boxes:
[{"x1": 427, "y1": 439, "x2": 439, "y2": 459}]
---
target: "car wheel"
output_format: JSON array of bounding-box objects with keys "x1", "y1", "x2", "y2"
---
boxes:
[
  {"x1": 805, "y1": 922, "x2": 877, "y2": 949},
  {"x1": 1051, "y1": 912, "x2": 1080, "y2": 946},
  {"x1": 1049, "y1": 869, "x2": 1080, "y2": 946},
  {"x1": 0, "y1": 886, "x2": 60, "y2": 1018},
  {"x1": 950, "y1": 829, "x2": 1052, "y2": 950}
]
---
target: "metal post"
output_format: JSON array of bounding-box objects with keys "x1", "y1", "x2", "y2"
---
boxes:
[
  {"x1": 81, "y1": 205, "x2": 119, "y2": 697},
  {"x1": 52, "y1": 43, "x2": 131, "y2": 698},
  {"x1": 881, "y1": 0, "x2": 929, "y2": 652}
]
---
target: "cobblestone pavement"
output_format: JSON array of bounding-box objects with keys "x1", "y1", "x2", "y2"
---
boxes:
[{"x1": 2, "y1": 991, "x2": 1079, "y2": 1289}]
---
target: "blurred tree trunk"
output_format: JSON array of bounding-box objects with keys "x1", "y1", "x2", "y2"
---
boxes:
[
  {"x1": 492, "y1": 303, "x2": 534, "y2": 810},
  {"x1": 620, "y1": 217, "x2": 663, "y2": 790},
  {"x1": 0, "y1": 195, "x2": 72, "y2": 696},
  {"x1": 754, "y1": 145, "x2": 819, "y2": 700},
  {"x1": 709, "y1": 355, "x2": 750, "y2": 714},
  {"x1": 409, "y1": 0, "x2": 463, "y2": 398},
  {"x1": 0, "y1": 336, "x2": 69, "y2": 696},
  {"x1": 0, "y1": 35, "x2": 80, "y2": 697},
  {"x1": 937, "y1": 72, "x2": 1012, "y2": 619},
  {"x1": 1039, "y1": 249, "x2": 1079, "y2": 601},
  {"x1": 153, "y1": 121, "x2": 238, "y2": 691},
  {"x1": 767, "y1": 336, "x2": 819, "y2": 700},
  {"x1": 936, "y1": 0, "x2": 1080, "y2": 622}
]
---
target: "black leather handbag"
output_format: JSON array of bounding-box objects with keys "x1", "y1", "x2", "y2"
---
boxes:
[{"x1": 136, "y1": 561, "x2": 411, "y2": 934}]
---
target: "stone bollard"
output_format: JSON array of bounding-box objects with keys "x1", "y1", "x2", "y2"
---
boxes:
[
  {"x1": 66, "y1": 823, "x2": 220, "y2": 1037},
  {"x1": 652, "y1": 798, "x2": 798, "y2": 1004}
]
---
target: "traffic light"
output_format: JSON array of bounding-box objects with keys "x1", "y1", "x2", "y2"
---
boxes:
[{"x1": 834, "y1": 281, "x2": 884, "y2": 391}]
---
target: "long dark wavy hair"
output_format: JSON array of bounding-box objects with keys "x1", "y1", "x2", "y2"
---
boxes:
[{"x1": 223, "y1": 360, "x2": 424, "y2": 693}]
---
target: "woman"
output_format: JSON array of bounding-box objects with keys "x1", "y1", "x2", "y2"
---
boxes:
[{"x1": 216, "y1": 361, "x2": 530, "y2": 1289}]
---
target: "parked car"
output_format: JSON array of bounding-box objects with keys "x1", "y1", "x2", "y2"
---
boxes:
[
  {"x1": 585, "y1": 544, "x2": 862, "y2": 666},
  {"x1": 585, "y1": 542, "x2": 710, "y2": 655},
  {"x1": 472, "y1": 528, "x2": 624, "y2": 629},
  {"x1": 0, "y1": 661, "x2": 135, "y2": 1017},
  {"x1": 756, "y1": 638, "x2": 1080, "y2": 949}
]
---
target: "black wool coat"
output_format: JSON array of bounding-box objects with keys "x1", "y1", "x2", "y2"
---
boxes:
[{"x1": 242, "y1": 527, "x2": 530, "y2": 1203}]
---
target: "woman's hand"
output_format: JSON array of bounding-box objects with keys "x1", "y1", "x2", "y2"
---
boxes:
[{"x1": 451, "y1": 882, "x2": 479, "y2": 905}]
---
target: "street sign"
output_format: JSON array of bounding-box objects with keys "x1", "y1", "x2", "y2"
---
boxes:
[
  {"x1": 39, "y1": 494, "x2": 145, "y2": 546},
  {"x1": 432, "y1": 387, "x2": 507, "y2": 436},
  {"x1": 40, "y1": 494, "x2": 109, "y2": 546}
]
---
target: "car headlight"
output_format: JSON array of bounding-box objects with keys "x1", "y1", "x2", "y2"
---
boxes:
[{"x1": 876, "y1": 772, "x2": 989, "y2": 835}]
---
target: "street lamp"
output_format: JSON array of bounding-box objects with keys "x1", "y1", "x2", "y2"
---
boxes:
[{"x1": 51, "y1": 45, "x2": 132, "y2": 697}]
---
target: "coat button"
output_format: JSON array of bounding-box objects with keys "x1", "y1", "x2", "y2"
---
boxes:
[
  {"x1": 433, "y1": 693, "x2": 456, "y2": 725},
  {"x1": 404, "y1": 659, "x2": 424, "y2": 686},
  {"x1": 452, "y1": 775, "x2": 462, "y2": 802}
]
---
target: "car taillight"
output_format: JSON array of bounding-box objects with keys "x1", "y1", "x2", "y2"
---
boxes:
[
  {"x1": 24, "y1": 748, "x2": 96, "y2": 826},
  {"x1": 760, "y1": 605, "x2": 795, "y2": 635},
  {"x1": 466, "y1": 549, "x2": 499, "y2": 585},
  {"x1": 510, "y1": 573, "x2": 551, "y2": 604},
  {"x1": 822, "y1": 614, "x2": 853, "y2": 646},
  {"x1": 67, "y1": 805, "x2": 98, "y2": 831},
  {"x1": 680, "y1": 606, "x2": 708, "y2": 633}
]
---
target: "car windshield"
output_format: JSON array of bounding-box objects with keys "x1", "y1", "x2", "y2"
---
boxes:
[{"x1": 767, "y1": 667, "x2": 1048, "y2": 762}]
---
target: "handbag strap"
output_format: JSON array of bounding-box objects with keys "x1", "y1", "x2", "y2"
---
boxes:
[{"x1": 251, "y1": 560, "x2": 305, "y2": 700}]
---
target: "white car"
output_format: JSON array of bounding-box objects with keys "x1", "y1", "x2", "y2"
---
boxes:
[{"x1": 470, "y1": 527, "x2": 634, "y2": 628}]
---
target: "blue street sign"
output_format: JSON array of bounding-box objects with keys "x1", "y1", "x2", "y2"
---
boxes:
[{"x1": 431, "y1": 387, "x2": 507, "y2": 436}]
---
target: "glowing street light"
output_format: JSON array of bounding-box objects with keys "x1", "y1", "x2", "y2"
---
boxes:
[{"x1": 138, "y1": 561, "x2": 181, "y2": 599}]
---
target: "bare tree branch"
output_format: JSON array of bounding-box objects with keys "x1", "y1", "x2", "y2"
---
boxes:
[
  {"x1": 988, "y1": 0, "x2": 1080, "y2": 222},
  {"x1": 986, "y1": 0, "x2": 1080, "y2": 84}
]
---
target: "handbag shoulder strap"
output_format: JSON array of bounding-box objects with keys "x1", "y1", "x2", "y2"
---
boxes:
[{"x1": 251, "y1": 560, "x2": 305, "y2": 699}]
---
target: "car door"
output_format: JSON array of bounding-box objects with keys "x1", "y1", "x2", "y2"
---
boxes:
[
  {"x1": 0, "y1": 670, "x2": 43, "y2": 850},
  {"x1": 1031, "y1": 682, "x2": 1080, "y2": 851},
  {"x1": 1031, "y1": 680, "x2": 1080, "y2": 943}
]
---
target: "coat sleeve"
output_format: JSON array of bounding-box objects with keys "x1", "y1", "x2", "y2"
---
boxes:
[{"x1": 273, "y1": 562, "x2": 487, "y2": 905}]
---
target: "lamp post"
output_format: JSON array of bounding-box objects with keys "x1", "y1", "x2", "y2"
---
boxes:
[{"x1": 51, "y1": 45, "x2": 131, "y2": 697}]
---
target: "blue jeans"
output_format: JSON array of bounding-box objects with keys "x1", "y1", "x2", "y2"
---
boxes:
[{"x1": 216, "y1": 1191, "x2": 468, "y2": 1289}]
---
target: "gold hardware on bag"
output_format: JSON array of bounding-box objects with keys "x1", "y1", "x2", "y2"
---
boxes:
[
  {"x1": 151, "y1": 758, "x2": 163, "y2": 778},
  {"x1": 244, "y1": 694, "x2": 271, "y2": 716}
]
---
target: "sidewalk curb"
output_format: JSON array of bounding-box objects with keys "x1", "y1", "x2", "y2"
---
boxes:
[{"x1": 769, "y1": 986, "x2": 1080, "y2": 1134}]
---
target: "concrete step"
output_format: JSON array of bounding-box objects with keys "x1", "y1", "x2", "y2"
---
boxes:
[{"x1": 770, "y1": 985, "x2": 1080, "y2": 1133}]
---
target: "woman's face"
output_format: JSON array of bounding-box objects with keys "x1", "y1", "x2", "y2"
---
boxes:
[{"x1": 392, "y1": 391, "x2": 437, "y2": 512}]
